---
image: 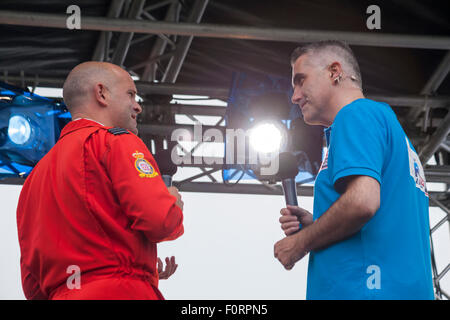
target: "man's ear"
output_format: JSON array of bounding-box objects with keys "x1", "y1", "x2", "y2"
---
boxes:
[
  {"x1": 94, "y1": 83, "x2": 108, "y2": 107},
  {"x1": 328, "y1": 62, "x2": 343, "y2": 83}
]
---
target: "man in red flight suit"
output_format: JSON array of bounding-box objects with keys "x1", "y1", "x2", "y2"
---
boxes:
[{"x1": 16, "y1": 61, "x2": 184, "y2": 300}]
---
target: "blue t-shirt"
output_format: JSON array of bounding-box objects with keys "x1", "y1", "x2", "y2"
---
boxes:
[{"x1": 306, "y1": 98, "x2": 434, "y2": 300}]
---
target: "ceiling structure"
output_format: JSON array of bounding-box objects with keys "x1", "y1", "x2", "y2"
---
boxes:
[{"x1": 0, "y1": 0, "x2": 449, "y2": 298}]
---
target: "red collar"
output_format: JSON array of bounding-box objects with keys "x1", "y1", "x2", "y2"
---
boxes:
[{"x1": 59, "y1": 119, "x2": 110, "y2": 139}]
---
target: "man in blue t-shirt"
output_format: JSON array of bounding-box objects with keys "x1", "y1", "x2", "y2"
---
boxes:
[{"x1": 274, "y1": 40, "x2": 434, "y2": 300}]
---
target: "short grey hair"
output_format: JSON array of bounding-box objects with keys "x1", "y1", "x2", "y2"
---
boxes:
[{"x1": 290, "y1": 40, "x2": 362, "y2": 89}]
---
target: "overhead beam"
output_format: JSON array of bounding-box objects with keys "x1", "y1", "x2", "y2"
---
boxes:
[
  {"x1": 425, "y1": 165, "x2": 450, "y2": 184},
  {"x1": 1, "y1": 10, "x2": 450, "y2": 49},
  {"x1": 135, "y1": 81, "x2": 230, "y2": 98},
  {"x1": 3, "y1": 75, "x2": 450, "y2": 109},
  {"x1": 145, "y1": 103, "x2": 227, "y2": 116},
  {"x1": 0, "y1": 177, "x2": 448, "y2": 207},
  {"x1": 173, "y1": 181, "x2": 314, "y2": 197},
  {"x1": 137, "y1": 123, "x2": 225, "y2": 136},
  {"x1": 136, "y1": 83, "x2": 450, "y2": 107}
]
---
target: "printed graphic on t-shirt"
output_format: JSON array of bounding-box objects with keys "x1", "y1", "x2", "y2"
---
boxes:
[{"x1": 406, "y1": 137, "x2": 428, "y2": 197}]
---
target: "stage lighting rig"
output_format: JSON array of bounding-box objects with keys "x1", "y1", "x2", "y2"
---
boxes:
[
  {"x1": 0, "y1": 81, "x2": 70, "y2": 179},
  {"x1": 224, "y1": 72, "x2": 324, "y2": 185}
]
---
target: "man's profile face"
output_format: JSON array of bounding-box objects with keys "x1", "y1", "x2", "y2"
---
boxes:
[
  {"x1": 291, "y1": 54, "x2": 330, "y2": 126},
  {"x1": 107, "y1": 69, "x2": 142, "y2": 134}
]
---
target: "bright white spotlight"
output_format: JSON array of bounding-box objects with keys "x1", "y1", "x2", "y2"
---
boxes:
[
  {"x1": 249, "y1": 122, "x2": 283, "y2": 153},
  {"x1": 8, "y1": 115, "x2": 31, "y2": 145}
]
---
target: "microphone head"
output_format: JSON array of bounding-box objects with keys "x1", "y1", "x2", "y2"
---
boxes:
[
  {"x1": 154, "y1": 149, "x2": 177, "y2": 176},
  {"x1": 276, "y1": 152, "x2": 300, "y2": 180}
]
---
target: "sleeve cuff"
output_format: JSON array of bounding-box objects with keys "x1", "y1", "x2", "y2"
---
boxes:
[{"x1": 332, "y1": 167, "x2": 381, "y2": 187}]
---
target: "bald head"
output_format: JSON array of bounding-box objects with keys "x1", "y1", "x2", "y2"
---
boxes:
[
  {"x1": 63, "y1": 61, "x2": 129, "y2": 111},
  {"x1": 62, "y1": 61, "x2": 142, "y2": 134}
]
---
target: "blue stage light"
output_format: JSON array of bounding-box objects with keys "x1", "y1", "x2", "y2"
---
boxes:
[
  {"x1": 0, "y1": 81, "x2": 71, "y2": 180},
  {"x1": 8, "y1": 115, "x2": 31, "y2": 145}
]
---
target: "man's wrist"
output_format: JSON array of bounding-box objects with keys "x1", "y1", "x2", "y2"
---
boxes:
[{"x1": 296, "y1": 222, "x2": 314, "y2": 253}]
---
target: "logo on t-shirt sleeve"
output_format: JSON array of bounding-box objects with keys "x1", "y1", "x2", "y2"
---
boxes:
[{"x1": 406, "y1": 137, "x2": 428, "y2": 197}]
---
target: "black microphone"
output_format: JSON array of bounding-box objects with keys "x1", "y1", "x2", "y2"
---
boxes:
[
  {"x1": 277, "y1": 152, "x2": 302, "y2": 231},
  {"x1": 277, "y1": 152, "x2": 300, "y2": 206},
  {"x1": 154, "y1": 149, "x2": 177, "y2": 187}
]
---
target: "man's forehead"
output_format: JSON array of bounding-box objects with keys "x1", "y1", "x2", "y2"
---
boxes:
[
  {"x1": 292, "y1": 54, "x2": 316, "y2": 76},
  {"x1": 291, "y1": 56, "x2": 306, "y2": 83},
  {"x1": 119, "y1": 70, "x2": 137, "y2": 90},
  {"x1": 130, "y1": 79, "x2": 137, "y2": 92},
  {"x1": 292, "y1": 54, "x2": 310, "y2": 73}
]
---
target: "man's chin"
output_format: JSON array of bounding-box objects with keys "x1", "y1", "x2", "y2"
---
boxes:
[
  {"x1": 302, "y1": 113, "x2": 311, "y2": 125},
  {"x1": 125, "y1": 121, "x2": 138, "y2": 135},
  {"x1": 302, "y1": 115, "x2": 319, "y2": 126}
]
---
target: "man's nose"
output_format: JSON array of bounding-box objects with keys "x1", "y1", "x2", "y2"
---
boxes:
[
  {"x1": 134, "y1": 101, "x2": 143, "y2": 114},
  {"x1": 291, "y1": 87, "x2": 303, "y2": 104}
]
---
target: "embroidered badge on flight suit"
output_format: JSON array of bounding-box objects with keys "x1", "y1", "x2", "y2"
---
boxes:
[{"x1": 132, "y1": 151, "x2": 159, "y2": 178}]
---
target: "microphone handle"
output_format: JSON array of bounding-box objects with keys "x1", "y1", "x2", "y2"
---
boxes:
[
  {"x1": 282, "y1": 178, "x2": 298, "y2": 206},
  {"x1": 282, "y1": 178, "x2": 302, "y2": 231},
  {"x1": 162, "y1": 175, "x2": 172, "y2": 187}
]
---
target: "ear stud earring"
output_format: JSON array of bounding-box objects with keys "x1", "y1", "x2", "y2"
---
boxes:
[{"x1": 334, "y1": 74, "x2": 342, "y2": 84}]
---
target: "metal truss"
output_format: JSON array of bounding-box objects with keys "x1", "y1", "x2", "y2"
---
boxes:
[
  {"x1": 429, "y1": 196, "x2": 450, "y2": 300},
  {"x1": 407, "y1": 52, "x2": 450, "y2": 131},
  {"x1": 407, "y1": 49, "x2": 450, "y2": 165},
  {"x1": 88, "y1": 0, "x2": 209, "y2": 85},
  {"x1": 92, "y1": 0, "x2": 126, "y2": 62}
]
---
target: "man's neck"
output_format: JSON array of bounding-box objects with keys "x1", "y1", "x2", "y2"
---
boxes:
[
  {"x1": 327, "y1": 88, "x2": 365, "y2": 126},
  {"x1": 72, "y1": 117, "x2": 106, "y2": 127},
  {"x1": 71, "y1": 111, "x2": 108, "y2": 127}
]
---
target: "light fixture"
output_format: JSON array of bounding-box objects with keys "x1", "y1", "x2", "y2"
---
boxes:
[
  {"x1": 8, "y1": 115, "x2": 31, "y2": 145},
  {"x1": 0, "y1": 81, "x2": 71, "y2": 179},
  {"x1": 224, "y1": 72, "x2": 324, "y2": 184},
  {"x1": 249, "y1": 122, "x2": 284, "y2": 154}
]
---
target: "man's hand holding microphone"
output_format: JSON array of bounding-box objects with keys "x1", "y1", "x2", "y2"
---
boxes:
[
  {"x1": 273, "y1": 152, "x2": 314, "y2": 270},
  {"x1": 275, "y1": 205, "x2": 313, "y2": 270},
  {"x1": 168, "y1": 186, "x2": 184, "y2": 211},
  {"x1": 155, "y1": 149, "x2": 183, "y2": 280}
]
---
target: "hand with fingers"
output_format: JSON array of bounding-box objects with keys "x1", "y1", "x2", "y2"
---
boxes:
[
  {"x1": 167, "y1": 187, "x2": 184, "y2": 211},
  {"x1": 274, "y1": 205, "x2": 313, "y2": 270},
  {"x1": 279, "y1": 205, "x2": 313, "y2": 236},
  {"x1": 157, "y1": 256, "x2": 178, "y2": 280},
  {"x1": 274, "y1": 233, "x2": 308, "y2": 270}
]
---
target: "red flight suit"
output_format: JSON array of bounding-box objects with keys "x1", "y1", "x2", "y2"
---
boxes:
[{"x1": 16, "y1": 119, "x2": 184, "y2": 300}]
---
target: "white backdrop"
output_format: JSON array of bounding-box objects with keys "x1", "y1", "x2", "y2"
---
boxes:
[
  {"x1": 2, "y1": 182, "x2": 449, "y2": 300},
  {"x1": 0, "y1": 184, "x2": 312, "y2": 300}
]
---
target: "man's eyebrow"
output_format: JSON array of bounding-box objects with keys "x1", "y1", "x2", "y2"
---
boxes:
[{"x1": 292, "y1": 73, "x2": 306, "y2": 86}]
